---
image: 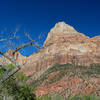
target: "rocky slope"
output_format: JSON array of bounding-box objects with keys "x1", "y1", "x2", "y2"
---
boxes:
[
  {"x1": 0, "y1": 22, "x2": 100, "y2": 97},
  {"x1": 32, "y1": 64, "x2": 100, "y2": 97}
]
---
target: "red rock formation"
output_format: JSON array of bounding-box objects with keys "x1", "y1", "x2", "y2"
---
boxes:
[
  {"x1": 20, "y1": 22, "x2": 100, "y2": 76},
  {"x1": 0, "y1": 49, "x2": 26, "y2": 66},
  {"x1": 23, "y1": 22, "x2": 100, "y2": 97},
  {"x1": 35, "y1": 76, "x2": 99, "y2": 97}
]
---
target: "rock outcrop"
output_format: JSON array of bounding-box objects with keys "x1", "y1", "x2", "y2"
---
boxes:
[{"x1": 0, "y1": 49, "x2": 26, "y2": 66}]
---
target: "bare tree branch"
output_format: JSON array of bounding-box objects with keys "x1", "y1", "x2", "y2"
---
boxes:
[
  {"x1": 0, "y1": 42, "x2": 41, "y2": 83},
  {"x1": 12, "y1": 41, "x2": 41, "y2": 55},
  {"x1": 0, "y1": 34, "x2": 18, "y2": 42},
  {"x1": 25, "y1": 32, "x2": 43, "y2": 49},
  {"x1": 0, "y1": 31, "x2": 42, "y2": 83},
  {"x1": 0, "y1": 66, "x2": 20, "y2": 83},
  {"x1": 0, "y1": 51, "x2": 17, "y2": 65},
  {"x1": 0, "y1": 50, "x2": 20, "y2": 83}
]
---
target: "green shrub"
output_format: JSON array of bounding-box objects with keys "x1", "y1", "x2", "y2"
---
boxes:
[
  {"x1": 37, "y1": 94, "x2": 100, "y2": 100},
  {"x1": 0, "y1": 64, "x2": 36, "y2": 100}
]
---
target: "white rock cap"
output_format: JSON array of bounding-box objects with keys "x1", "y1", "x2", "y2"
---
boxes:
[{"x1": 50, "y1": 22, "x2": 77, "y2": 33}]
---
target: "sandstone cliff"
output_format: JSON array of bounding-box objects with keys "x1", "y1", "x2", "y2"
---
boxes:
[{"x1": 21, "y1": 22, "x2": 100, "y2": 76}]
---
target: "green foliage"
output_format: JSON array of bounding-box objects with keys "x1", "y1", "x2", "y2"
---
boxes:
[
  {"x1": 1, "y1": 63, "x2": 100, "y2": 99},
  {"x1": 67, "y1": 95, "x2": 100, "y2": 100},
  {"x1": 6, "y1": 64, "x2": 15, "y2": 71},
  {"x1": 0, "y1": 67, "x2": 4, "y2": 77},
  {"x1": 37, "y1": 94, "x2": 100, "y2": 100},
  {"x1": 31, "y1": 64, "x2": 72, "y2": 87},
  {"x1": 31, "y1": 63, "x2": 100, "y2": 88},
  {"x1": 0, "y1": 64, "x2": 36, "y2": 100},
  {"x1": 14, "y1": 71, "x2": 28, "y2": 83},
  {"x1": 48, "y1": 71, "x2": 66, "y2": 84},
  {"x1": 1, "y1": 77, "x2": 35, "y2": 100},
  {"x1": 14, "y1": 86, "x2": 35, "y2": 100},
  {"x1": 40, "y1": 94, "x2": 52, "y2": 100},
  {"x1": 36, "y1": 94, "x2": 64, "y2": 100}
]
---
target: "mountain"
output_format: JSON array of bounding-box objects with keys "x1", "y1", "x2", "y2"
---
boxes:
[
  {"x1": 0, "y1": 22, "x2": 100, "y2": 97},
  {"x1": 21, "y1": 22, "x2": 100, "y2": 76}
]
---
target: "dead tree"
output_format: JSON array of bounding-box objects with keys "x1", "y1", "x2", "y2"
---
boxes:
[{"x1": 0, "y1": 31, "x2": 41, "y2": 83}]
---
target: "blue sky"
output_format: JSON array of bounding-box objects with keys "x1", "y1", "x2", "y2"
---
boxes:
[{"x1": 0, "y1": 0, "x2": 100, "y2": 56}]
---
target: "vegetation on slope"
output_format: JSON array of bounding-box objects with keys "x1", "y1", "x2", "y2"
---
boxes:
[
  {"x1": 0, "y1": 63, "x2": 100, "y2": 99},
  {"x1": 0, "y1": 64, "x2": 36, "y2": 100},
  {"x1": 30, "y1": 63, "x2": 100, "y2": 97},
  {"x1": 36, "y1": 94, "x2": 100, "y2": 100},
  {"x1": 31, "y1": 63, "x2": 100, "y2": 87}
]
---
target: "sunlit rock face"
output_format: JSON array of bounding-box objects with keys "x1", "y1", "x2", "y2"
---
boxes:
[
  {"x1": 50, "y1": 22, "x2": 77, "y2": 33},
  {"x1": 0, "y1": 49, "x2": 26, "y2": 66},
  {"x1": 44, "y1": 22, "x2": 80, "y2": 47},
  {"x1": 20, "y1": 22, "x2": 100, "y2": 76}
]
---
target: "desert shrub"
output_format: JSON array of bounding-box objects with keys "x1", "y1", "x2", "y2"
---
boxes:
[{"x1": 0, "y1": 64, "x2": 36, "y2": 100}]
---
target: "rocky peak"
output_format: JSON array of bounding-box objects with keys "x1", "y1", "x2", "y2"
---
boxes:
[
  {"x1": 44, "y1": 22, "x2": 83, "y2": 47},
  {"x1": 50, "y1": 22, "x2": 77, "y2": 34}
]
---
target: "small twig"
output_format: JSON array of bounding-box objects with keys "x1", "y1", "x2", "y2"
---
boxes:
[{"x1": 12, "y1": 41, "x2": 41, "y2": 55}]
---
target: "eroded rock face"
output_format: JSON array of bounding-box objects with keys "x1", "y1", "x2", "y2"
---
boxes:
[
  {"x1": 21, "y1": 22, "x2": 100, "y2": 76},
  {"x1": 44, "y1": 22, "x2": 79, "y2": 47},
  {"x1": 35, "y1": 76, "x2": 100, "y2": 97},
  {"x1": 0, "y1": 49, "x2": 26, "y2": 66}
]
